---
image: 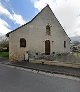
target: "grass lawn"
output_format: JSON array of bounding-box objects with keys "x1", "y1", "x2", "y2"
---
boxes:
[{"x1": 0, "y1": 52, "x2": 9, "y2": 58}]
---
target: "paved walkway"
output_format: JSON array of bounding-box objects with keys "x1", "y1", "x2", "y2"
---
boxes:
[{"x1": 30, "y1": 59, "x2": 80, "y2": 68}]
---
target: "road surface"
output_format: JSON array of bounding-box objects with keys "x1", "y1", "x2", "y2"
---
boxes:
[{"x1": 0, "y1": 64, "x2": 80, "y2": 92}]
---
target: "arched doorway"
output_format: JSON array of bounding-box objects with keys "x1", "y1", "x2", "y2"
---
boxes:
[{"x1": 45, "y1": 40, "x2": 50, "y2": 55}]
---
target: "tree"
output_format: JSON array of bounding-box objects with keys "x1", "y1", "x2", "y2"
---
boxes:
[{"x1": 0, "y1": 35, "x2": 9, "y2": 52}]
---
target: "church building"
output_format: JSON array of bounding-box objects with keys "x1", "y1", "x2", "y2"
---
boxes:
[{"x1": 6, "y1": 5, "x2": 70, "y2": 61}]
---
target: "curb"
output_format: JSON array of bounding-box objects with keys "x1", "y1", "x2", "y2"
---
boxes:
[{"x1": 9, "y1": 63, "x2": 80, "y2": 78}]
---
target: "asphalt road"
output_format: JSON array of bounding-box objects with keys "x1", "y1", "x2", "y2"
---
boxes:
[{"x1": 0, "y1": 64, "x2": 80, "y2": 92}]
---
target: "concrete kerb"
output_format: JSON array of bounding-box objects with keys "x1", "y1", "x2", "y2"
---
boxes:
[
  {"x1": 0, "y1": 58, "x2": 80, "y2": 78},
  {"x1": 5, "y1": 61, "x2": 80, "y2": 78},
  {"x1": 12, "y1": 65, "x2": 80, "y2": 78},
  {"x1": 0, "y1": 63, "x2": 80, "y2": 81}
]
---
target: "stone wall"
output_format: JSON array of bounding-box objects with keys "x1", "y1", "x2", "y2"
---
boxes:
[{"x1": 9, "y1": 6, "x2": 70, "y2": 61}]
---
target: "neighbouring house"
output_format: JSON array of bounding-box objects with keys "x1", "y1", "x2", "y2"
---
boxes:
[
  {"x1": 70, "y1": 41, "x2": 80, "y2": 52},
  {"x1": 6, "y1": 5, "x2": 70, "y2": 61}
]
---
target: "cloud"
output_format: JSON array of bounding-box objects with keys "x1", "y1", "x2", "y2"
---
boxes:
[
  {"x1": 0, "y1": 3, "x2": 11, "y2": 17},
  {"x1": 0, "y1": 18, "x2": 11, "y2": 34},
  {"x1": 0, "y1": 3, "x2": 26, "y2": 26},
  {"x1": 31, "y1": 0, "x2": 54, "y2": 11},
  {"x1": 31, "y1": 0, "x2": 80, "y2": 37},
  {"x1": 0, "y1": 2, "x2": 26, "y2": 34},
  {"x1": 12, "y1": 13, "x2": 26, "y2": 25}
]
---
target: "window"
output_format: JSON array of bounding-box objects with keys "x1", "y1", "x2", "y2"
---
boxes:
[
  {"x1": 20, "y1": 38, "x2": 26, "y2": 47},
  {"x1": 46, "y1": 25, "x2": 51, "y2": 35},
  {"x1": 64, "y1": 41, "x2": 66, "y2": 48}
]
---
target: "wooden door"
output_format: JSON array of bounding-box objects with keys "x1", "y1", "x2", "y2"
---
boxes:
[{"x1": 45, "y1": 40, "x2": 50, "y2": 55}]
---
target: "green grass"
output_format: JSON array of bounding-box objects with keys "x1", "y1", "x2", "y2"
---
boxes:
[{"x1": 0, "y1": 52, "x2": 9, "y2": 58}]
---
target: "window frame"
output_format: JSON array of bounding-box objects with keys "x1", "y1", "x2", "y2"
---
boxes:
[
  {"x1": 46, "y1": 25, "x2": 51, "y2": 35},
  {"x1": 20, "y1": 38, "x2": 26, "y2": 47}
]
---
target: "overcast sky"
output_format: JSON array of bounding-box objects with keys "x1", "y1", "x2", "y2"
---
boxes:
[{"x1": 0, "y1": 0, "x2": 80, "y2": 37}]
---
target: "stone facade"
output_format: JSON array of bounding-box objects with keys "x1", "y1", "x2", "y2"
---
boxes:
[{"x1": 7, "y1": 5, "x2": 70, "y2": 61}]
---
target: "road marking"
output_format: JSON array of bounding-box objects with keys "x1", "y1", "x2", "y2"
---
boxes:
[{"x1": 0, "y1": 63, "x2": 80, "y2": 81}]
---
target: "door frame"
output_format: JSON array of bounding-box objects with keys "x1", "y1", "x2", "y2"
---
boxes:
[{"x1": 45, "y1": 40, "x2": 50, "y2": 55}]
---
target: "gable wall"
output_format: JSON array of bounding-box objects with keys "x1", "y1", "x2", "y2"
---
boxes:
[
  {"x1": 9, "y1": 6, "x2": 70, "y2": 61},
  {"x1": 28, "y1": 6, "x2": 70, "y2": 53}
]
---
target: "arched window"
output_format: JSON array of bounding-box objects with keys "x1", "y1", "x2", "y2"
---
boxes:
[
  {"x1": 20, "y1": 38, "x2": 26, "y2": 47},
  {"x1": 46, "y1": 25, "x2": 51, "y2": 35}
]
